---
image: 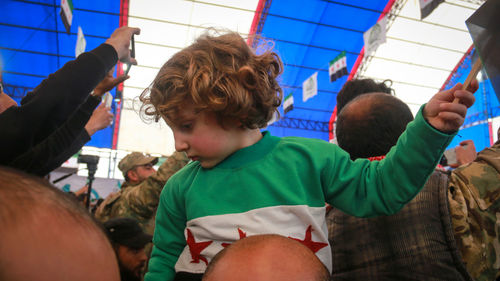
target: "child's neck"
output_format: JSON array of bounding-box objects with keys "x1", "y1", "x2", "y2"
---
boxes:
[{"x1": 237, "y1": 128, "x2": 263, "y2": 150}]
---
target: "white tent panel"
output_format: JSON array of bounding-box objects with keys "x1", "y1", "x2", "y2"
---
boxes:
[
  {"x1": 358, "y1": 0, "x2": 481, "y2": 114},
  {"x1": 116, "y1": 0, "x2": 259, "y2": 155},
  {"x1": 117, "y1": 99, "x2": 176, "y2": 156},
  {"x1": 123, "y1": 66, "x2": 160, "y2": 95},
  {"x1": 374, "y1": 39, "x2": 461, "y2": 71},
  {"x1": 130, "y1": 0, "x2": 193, "y2": 22},
  {"x1": 363, "y1": 57, "x2": 448, "y2": 88},
  {"x1": 390, "y1": 81, "x2": 438, "y2": 115}
]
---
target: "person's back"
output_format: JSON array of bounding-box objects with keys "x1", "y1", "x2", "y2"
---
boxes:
[
  {"x1": 140, "y1": 31, "x2": 475, "y2": 281},
  {"x1": 331, "y1": 92, "x2": 472, "y2": 280}
]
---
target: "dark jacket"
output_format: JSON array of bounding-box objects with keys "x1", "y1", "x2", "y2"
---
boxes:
[
  {"x1": 327, "y1": 170, "x2": 472, "y2": 281},
  {"x1": 9, "y1": 95, "x2": 101, "y2": 176},
  {"x1": 0, "y1": 44, "x2": 117, "y2": 173}
]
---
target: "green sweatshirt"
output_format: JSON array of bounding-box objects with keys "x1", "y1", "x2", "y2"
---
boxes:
[{"x1": 145, "y1": 107, "x2": 455, "y2": 281}]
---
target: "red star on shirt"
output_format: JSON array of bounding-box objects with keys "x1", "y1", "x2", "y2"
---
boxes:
[
  {"x1": 186, "y1": 228, "x2": 213, "y2": 265},
  {"x1": 221, "y1": 228, "x2": 247, "y2": 247},
  {"x1": 289, "y1": 225, "x2": 328, "y2": 253}
]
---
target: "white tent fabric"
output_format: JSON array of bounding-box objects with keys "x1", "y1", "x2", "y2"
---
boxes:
[
  {"x1": 356, "y1": 0, "x2": 482, "y2": 115},
  {"x1": 117, "y1": 0, "x2": 259, "y2": 155}
]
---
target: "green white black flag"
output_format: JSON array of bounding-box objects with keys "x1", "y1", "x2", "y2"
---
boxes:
[
  {"x1": 328, "y1": 51, "x2": 348, "y2": 83},
  {"x1": 60, "y1": 0, "x2": 74, "y2": 34},
  {"x1": 267, "y1": 111, "x2": 279, "y2": 126},
  {"x1": 284, "y1": 93, "x2": 294, "y2": 114}
]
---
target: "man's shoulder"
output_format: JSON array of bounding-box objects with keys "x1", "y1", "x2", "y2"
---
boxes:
[
  {"x1": 101, "y1": 190, "x2": 123, "y2": 204},
  {"x1": 95, "y1": 190, "x2": 124, "y2": 221}
]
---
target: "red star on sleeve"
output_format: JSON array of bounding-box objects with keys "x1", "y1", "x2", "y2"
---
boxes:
[
  {"x1": 289, "y1": 225, "x2": 328, "y2": 253},
  {"x1": 186, "y1": 228, "x2": 213, "y2": 265},
  {"x1": 221, "y1": 228, "x2": 247, "y2": 247}
]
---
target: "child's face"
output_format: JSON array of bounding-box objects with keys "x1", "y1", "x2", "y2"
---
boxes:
[{"x1": 163, "y1": 103, "x2": 246, "y2": 168}]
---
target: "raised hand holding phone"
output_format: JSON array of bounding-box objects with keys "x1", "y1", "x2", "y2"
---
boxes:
[
  {"x1": 105, "y1": 26, "x2": 140, "y2": 64},
  {"x1": 124, "y1": 34, "x2": 135, "y2": 76}
]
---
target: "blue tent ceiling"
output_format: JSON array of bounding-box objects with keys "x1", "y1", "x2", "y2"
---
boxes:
[
  {"x1": 1, "y1": 0, "x2": 498, "y2": 154},
  {"x1": 261, "y1": 0, "x2": 391, "y2": 140},
  {"x1": 0, "y1": 0, "x2": 120, "y2": 148}
]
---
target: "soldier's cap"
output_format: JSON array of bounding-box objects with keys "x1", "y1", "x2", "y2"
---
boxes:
[
  {"x1": 118, "y1": 152, "x2": 158, "y2": 177},
  {"x1": 102, "y1": 217, "x2": 152, "y2": 249}
]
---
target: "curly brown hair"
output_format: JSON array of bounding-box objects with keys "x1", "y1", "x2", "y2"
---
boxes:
[{"x1": 140, "y1": 31, "x2": 283, "y2": 129}]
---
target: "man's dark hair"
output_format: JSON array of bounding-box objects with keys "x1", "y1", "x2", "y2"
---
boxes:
[
  {"x1": 336, "y1": 78, "x2": 394, "y2": 113},
  {"x1": 336, "y1": 93, "x2": 414, "y2": 160}
]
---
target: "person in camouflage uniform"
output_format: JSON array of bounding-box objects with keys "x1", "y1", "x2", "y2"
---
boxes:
[
  {"x1": 95, "y1": 151, "x2": 189, "y2": 235},
  {"x1": 448, "y1": 129, "x2": 500, "y2": 281}
]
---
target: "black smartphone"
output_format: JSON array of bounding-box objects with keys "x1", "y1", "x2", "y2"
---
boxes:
[{"x1": 124, "y1": 34, "x2": 135, "y2": 76}]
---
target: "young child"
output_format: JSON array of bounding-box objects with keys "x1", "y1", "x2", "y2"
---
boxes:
[{"x1": 140, "y1": 32, "x2": 476, "y2": 281}]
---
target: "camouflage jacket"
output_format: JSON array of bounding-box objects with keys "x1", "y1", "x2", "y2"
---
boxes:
[
  {"x1": 448, "y1": 141, "x2": 500, "y2": 281},
  {"x1": 95, "y1": 151, "x2": 189, "y2": 235}
]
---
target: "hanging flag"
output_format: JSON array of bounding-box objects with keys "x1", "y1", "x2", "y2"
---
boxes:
[
  {"x1": 419, "y1": 0, "x2": 444, "y2": 20},
  {"x1": 363, "y1": 16, "x2": 387, "y2": 56},
  {"x1": 267, "y1": 111, "x2": 279, "y2": 126},
  {"x1": 283, "y1": 93, "x2": 294, "y2": 114},
  {"x1": 328, "y1": 51, "x2": 348, "y2": 83},
  {"x1": 60, "y1": 0, "x2": 74, "y2": 34},
  {"x1": 302, "y1": 72, "x2": 318, "y2": 102},
  {"x1": 75, "y1": 26, "x2": 86, "y2": 57}
]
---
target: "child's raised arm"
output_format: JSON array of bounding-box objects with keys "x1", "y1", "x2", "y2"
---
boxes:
[{"x1": 423, "y1": 80, "x2": 478, "y2": 133}]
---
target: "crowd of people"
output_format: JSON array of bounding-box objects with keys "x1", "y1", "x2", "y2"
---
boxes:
[{"x1": 1, "y1": 25, "x2": 499, "y2": 281}]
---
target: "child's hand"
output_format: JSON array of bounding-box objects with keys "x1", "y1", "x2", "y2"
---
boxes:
[{"x1": 423, "y1": 80, "x2": 478, "y2": 133}]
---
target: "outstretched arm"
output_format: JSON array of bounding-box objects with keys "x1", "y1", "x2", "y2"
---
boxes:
[
  {"x1": 9, "y1": 67, "x2": 129, "y2": 176},
  {"x1": 0, "y1": 26, "x2": 139, "y2": 165},
  {"x1": 325, "y1": 82, "x2": 478, "y2": 217}
]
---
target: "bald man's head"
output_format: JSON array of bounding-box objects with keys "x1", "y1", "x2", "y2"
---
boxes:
[
  {"x1": 0, "y1": 166, "x2": 120, "y2": 281},
  {"x1": 203, "y1": 234, "x2": 329, "y2": 281},
  {"x1": 336, "y1": 92, "x2": 414, "y2": 160}
]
